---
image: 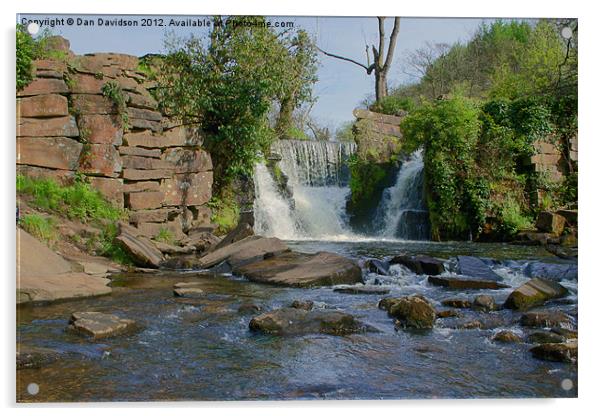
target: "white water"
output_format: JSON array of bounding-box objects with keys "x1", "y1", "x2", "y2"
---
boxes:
[{"x1": 377, "y1": 151, "x2": 430, "y2": 239}]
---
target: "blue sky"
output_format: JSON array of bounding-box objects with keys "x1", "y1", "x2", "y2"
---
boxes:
[{"x1": 18, "y1": 14, "x2": 487, "y2": 128}]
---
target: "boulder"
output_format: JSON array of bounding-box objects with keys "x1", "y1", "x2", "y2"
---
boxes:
[
  {"x1": 428, "y1": 276, "x2": 509, "y2": 290},
  {"x1": 234, "y1": 250, "x2": 363, "y2": 288},
  {"x1": 17, "y1": 345, "x2": 64, "y2": 369},
  {"x1": 556, "y1": 209, "x2": 577, "y2": 226},
  {"x1": 436, "y1": 309, "x2": 461, "y2": 319},
  {"x1": 503, "y1": 278, "x2": 568, "y2": 310},
  {"x1": 527, "y1": 331, "x2": 566, "y2": 344},
  {"x1": 187, "y1": 231, "x2": 221, "y2": 253},
  {"x1": 77, "y1": 114, "x2": 123, "y2": 145},
  {"x1": 472, "y1": 295, "x2": 496, "y2": 312},
  {"x1": 67, "y1": 312, "x2": 137, "y2": 339},
  {"x1": 520, "y1": 311, "x2": 573, "y2": 328},
  {"x1": 492, "y1": 330, "x2": 522, "y2": 343},
  {"x1": 161, "y1": 172, "x2": 213, "y2": 206},
  {"x1": 18, "y1": 116, "x2": 79, "y2": 137},
  {"x1": 536, "y1": 211, "x2": 566, "y2": 235},
  {"x1": 390, "y1": 254, "x2": 445, "y2": 275},
  {"x1": 249, "y1": 308, "x2": 371, "y2": 336},
  {"x1": 211, "y1": 222, "x2": 254, "y2": 252},
  {"x1": 197, "y1": 236, "x2": 285, "y2": 269},
  {"x1": 333, "y1": 285, "x2": 391, "y2": 295},
  {"x1": 441, "y1": 298, "x2": 472, "y2": 309},
  {"x1": 552, "y1": 327, "x2": 578, "y2": 340},
  {"x1": 238, "y1": 303, "x2": 262, "y2": 314},
  {"x1": 381, "y1": 295, "x2": 436, "y2": 329},
  {"x1": 126, "y1": 191, "x2": 164, "y2": 210},
  {"x1": 290, "y1": 300, "x2": 314, "y2": 310},
  {"x1": 78, "y1": 144, "x2": 122, "y2": 177},
  {"x1": 71, "y1": 94, "x2": 117, "y2": 115},
  {"x1": 154, "y1": 241, "x2": 195, "y2": 255},
  {"x1": 115, "y1": 226, "x2": 164, "y2": 268},
  {"x1": 17, "y1": 137, "x2": 83, "y2": 170},
  {"x1": 530, "y1": 340, "x2": 577, "y2": 363},
  {"x1": 456, "y1": 256, "x2": 502, "y2": 281},
  {"x1": 17, "y1": 78, "x2": 68, "y2": 96},
  {"x1": 524, "y1": 262, "x2": 577, "y2": 282},
  {"x1": 18, "y1": 94, "x2": 68, "y2": 117},
  {"x1": 365, "y1": 258, "x2": 389, "y2": 276},
  {"x1": 173, "y1": 287, "x2": 204, "y2": 298}
]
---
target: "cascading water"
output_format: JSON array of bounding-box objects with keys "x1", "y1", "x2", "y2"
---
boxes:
[
  {"x1": 376, "y1": 151, "x2": 430, "y2": 240},
  {"x1": 254, "y1": 140, "x2": 356, "y2": 240}
]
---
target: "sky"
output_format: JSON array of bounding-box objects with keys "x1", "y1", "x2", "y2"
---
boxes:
[{"x1": 18, "y1": 14, "x2": 487, "y2": 128}]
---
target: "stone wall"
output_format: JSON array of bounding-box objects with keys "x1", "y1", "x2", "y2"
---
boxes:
[
  {"x1": 16, "y1": 38, "x2": 214, "y2": 240},
  {"x1": 351, "y1": 108, "x2": 404, "y2": 162},
  {"x1": 530, "y1": 137, "x2": 578, "y2": 183}
]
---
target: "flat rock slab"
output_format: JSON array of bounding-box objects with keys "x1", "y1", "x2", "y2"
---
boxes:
[
  {"x1": 428, "y1": 276, "x2": 509, "y2": 290},
  {"x1": 504, "y1": 278, "x2": 568, "y2": 310},
  {"x1": 249, "y1": 308, "x2": 372, "y2": 336},
  {"x1": 456, "y1": 256, "x2": 502, "y2": 281},
  {"x1": 67, "y1": 312, "x2": 137, "y2": 339},
  {"x1": 234, "y1": 251, "x2": 363, "y2": 288},
  {"x1": 333, "y1": 285, "x2": 391, "y2": 295},
  {"x1": 196, "y1": 235, "x2": 269, "y2": 269},
  {"x1": 115, "y1": 227, "x2": 164, "y2": 268},
  {"x1": 173, "y1": 288, "x2": 205, "y2": 298},
  {"x1": 17, "y1": 345, "x2": 64, "y2": 369}
]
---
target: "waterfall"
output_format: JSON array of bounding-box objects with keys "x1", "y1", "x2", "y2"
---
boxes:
[
  {"x1": 253, "y1": 140, "x2": 356, "y2": 240},
  {"x1": 376, "y1": 151, "x2": 430, "y2": 240}
]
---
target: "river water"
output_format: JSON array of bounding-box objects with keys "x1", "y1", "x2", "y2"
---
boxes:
[{"x1": 17, "y1": 239, "x2": 577, "y2": 402}]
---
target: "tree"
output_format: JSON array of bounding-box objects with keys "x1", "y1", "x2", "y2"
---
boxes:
[{"x1": 318, "y1": 17, "x2": 400, "y2": 103}]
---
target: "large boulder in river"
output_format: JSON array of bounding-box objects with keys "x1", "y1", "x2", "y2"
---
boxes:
[
  {"x1": 196, "y1": 235, "x2": 286, "y2": 269},
  {"x1": 530, "y1": 340, "x2": 577, "y2": 363},
  {"x1": 503, "y1": 278, "x2": 568, "y2": 310},
  {"x1": 428, "y1": 276, "x2": 509, "y2": 290},
  {"x1": 390, "y1": 254, "x2": 444, "y2": 275},
  {"x1": 380, "y1": 295, "x2": 436, "y2": 329},
  {"x1": 249, "y1": 308, "x2": 371, "y2": 336},
  {"x1": 234, "y1": 251, "x2": 363, "y2": 288},
  {"x1": 456, "y1": 255, "x2": 502, "y2": 281},
  {"x1": 115, "y1": 224, "x2": 164, "y2": 268},
  {"x1": 67, "y1": 312, "x2": 137, "y2": 339},
  {"x1": 524, "y1": 262, "x2": 577, "y2": 282},
  {"x1": 520, "y1": 310, "x2": 573, "y2": 328}
]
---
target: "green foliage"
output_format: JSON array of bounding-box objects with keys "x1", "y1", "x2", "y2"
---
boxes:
[
  {"x1": 16, "y1": 24, "x2": 49, "y2": 90},
  {"x1": 369, "y1": 95, "x2": 415, "y2": 115},
  {"x1": 155, "y1": 228, "x2": 175, "y2": 244},
  {"x1": 101, "y1": 81, "x2": 129, "y2": 129},
  {"x1": 20, "y1": 214, "x2": 57, "y2": 244},
  {"x1": 157, "y1": 16, "x2": 317, "y2": 192},
  {"x1": 347, "y1": 154, "x2": 388, "y2": 207},
  {"x1": 335, "y1": 121, "x2": 355, "y2": 142},
  {"x1": 208, "y1": 196, "x2": 240, "y2": 235},
  {"x1": 96, "y1": 223, "x2": 134, "y2": 265},
  {"x1": 17, "y1": 175, "x2": 124, "y2": 223},
  {"x1": 401, "y1": 96, "x2": 484, "y2": 240}
]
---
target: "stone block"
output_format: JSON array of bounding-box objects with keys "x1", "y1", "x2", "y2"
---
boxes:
[
  {"x1": 536, "y1": 211, "x2": 566, "y2": 235},
  {"x1": 161, "y1": 172, "x2": 213, "y2": 206},
  {"x1": 69, "y1": 74, "x2": 106, "y2": 94},
  {"x1": 88, "y1": 177, "x2": 124, "y2": 207},
  {"x1": 531, "y1": 153, "x2": 561, "y2": 165},
  {"x1": 77, "y1": 114, "x2": 124, "y2": 145},
  {"x1": 137, "y1": 218, "x2": 186, "y2": 241},
  {"x1": 119, "y1": 146, "x2": 161, "y2": 158},
  {"x1": 127, "y1": 107, "x2": 162, "y2": 121},
  {"x1": 33, "y1": 58, "x2": 67, "y2": 73},
  {"x1": 17, "y1": 165, "x2": 75, "y2": 184},
  {"x1": 18, "y1": 94, "x2": 68, "y2": 117},
  {"x1": 79, "y1": 144, "x2": 122, "y2": 177},
  {"x1": 126, "y1": 191, "x2": 164, "y2": 210},
  {"x1": 124, "y1": 127, "x2": 200, "y2": 148},
  {"x1": 71, "y1": 94, "x2": 117, "y2": 115},
  {"x1": 122, "y1": 169, "x2": 172, "y2": 181},
  {"x1": 123, "y1": 181, "x2": 161, "y2": 193},
  {"x1": 17, "y1": 78, "x2": 68, "y2": 97},
  {"x1": 17, "y1": 137, "x2": 82, "y2": 170},
  {"x1": 125, "y1": 91, "x2": 158, "y2": 110},
  {"x1": 129, "y1": 208, "x2": 176, "y2": 224},
  {"x1": 162, "y1": 148, "x2": 212, "y2": 173},
  {"x1": 17, "y1": 116, "x2": 79, "y2": 137},
  {"x1": 121, "y1": 155, "x2": 171, "y2": 170},
  {"x1": 129, "y1": 118, "x2": 162, "y2": 132}
]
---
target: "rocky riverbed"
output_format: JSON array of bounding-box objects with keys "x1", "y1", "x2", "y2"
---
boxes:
[{"x1": 17, "y1": 234, "x2": 577, "y2": 401}]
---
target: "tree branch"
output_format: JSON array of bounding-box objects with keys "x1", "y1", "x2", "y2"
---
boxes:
[
  {"x1": 377, "y1": 17, "x2": 386, "y2": 68},
  {"x1": 383, "y1": 17, "x2": 401, "y2": 73},
  {"x1": 317, "y1": 46, "x2": 375, "y2": 74}
]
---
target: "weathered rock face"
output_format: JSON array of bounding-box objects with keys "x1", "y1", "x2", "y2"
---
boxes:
[
  {"x1": 536, "y1": 211, "x2": 566, "y2": 235},
  {"x1": 390, "y1": 255, "x2": 444, "y2": 275},
  {"x1": 380, "y1": 295, "x2": 436, "y2": 329},
  {"x1": 67, "y1": 312, "x2": 137, "y2": 339},
  {"x1": 16, "y1": 42, "x2": 215, "y2": 242},
  {"x1": 249, "y1": 308, "x2": 371, "y2": 336},
  {"x1": 492, "y1": 330, "x2": 522, "y2": 343},
  {"x1": 503, "y1": 278, "x2": 568, "y2": 310},
  {"x1": 530, "y1": 341, "x2": 577, "y2": 363},
  {"x1": 428, "y1": 276, "x2": 509, "y2": 290},
  {"x1": 234, "y1": 250, "x2": 363, "y2": 288}
]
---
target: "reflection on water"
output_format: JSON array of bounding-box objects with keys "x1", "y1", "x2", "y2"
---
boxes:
[{"x1": 17, "y1": 241, "x2": 577, "y2": 402}]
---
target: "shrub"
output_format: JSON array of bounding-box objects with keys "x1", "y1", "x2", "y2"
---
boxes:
[
  {"x1": 208, "y1": 196, "x2": 240, "y2": 235},
  {"x1": 101, "y1": 81, "x2": 129, "y2": 129},
  {"x1": 370, "y1": 95, "x2": 415, "y2": 115}
]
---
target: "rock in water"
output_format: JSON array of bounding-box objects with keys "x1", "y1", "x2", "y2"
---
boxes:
[
  {"x1": 527, "y1": 331, "x2": 566, "y2": 344},
  {"x1": 524, "y1": 262, "x2": 577, "y2": 282},
  {"x1": 196, "y1": 235, "x2": 281, "y2": 269},
  {"x1": 492, "y1": 330, "x2": 522, "y2": 343},
  {"x1": 503, "y1": 278, "x2": 568, "y2": 310},
  {"x1": 173, "y1": 288, "x2": 204, "y2": 298},
  {"x1": 530, "y1": 340, "x2": 577, "y2": 363},
  {"x1": 290, "y1": 300, "x2": 314, "y2": 310},
  {"x1": 248, "y1": 308, "x2": 371, "y2": 336},
  {"x1": 390, "y1": 255, "x2": 445, "y2": 275},
  {"x1": 234, "y1": 251, "x2": 362, "y2": 288},
  {"x1": 428, "y1": 276, "x2": 509, "y2": 290},
  {"x1": 115, "y1": 225, "x2": 164, "y2": 268},
  {"x1": 456, "y1": 256, "x2": 502, "y2": 281},
  {"x1": 520, "y1": 311, "x2": 573, "y2": 328},
  {"x1": 472, "y1": 295, "x2": 496, "y2": 312},
  {"x1": 67, "y1": 312, "x2": 137, "y2": 339},
  {"x1": 365, "y1": 259, "x2": 389, "y2": 276},
  {"x1": 535, "y1": 211, "x2": 566, "y2": 235},
  {"x1": 381, "y1": 295, "x2": 436, "y2": 329},
  {"x1": 17, "y1": 345, "x2": 63, "y2": 369},
  {"x1": 441, "y1": 298, "x2": 472, "y2": 308},
  {"x1": 333, "y1": 285, "x2": 391, "y2": 295},
  {"x1": 211, "y1": 221, "x2": 254, "y2": 252}
]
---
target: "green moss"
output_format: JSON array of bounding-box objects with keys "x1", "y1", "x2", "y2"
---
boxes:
[
  {"x1": 19, "y1": 214, "x2": 57, "y2": 245},
  {"x1": 208, "y1": 196, "x2": 240, "y2": 236},
  {"x1": 155, "y1": 228, "x2": 175, "y2": 245},
  {"x1": 101, "y1": 81, "x2": 129, "y2": 130}
]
